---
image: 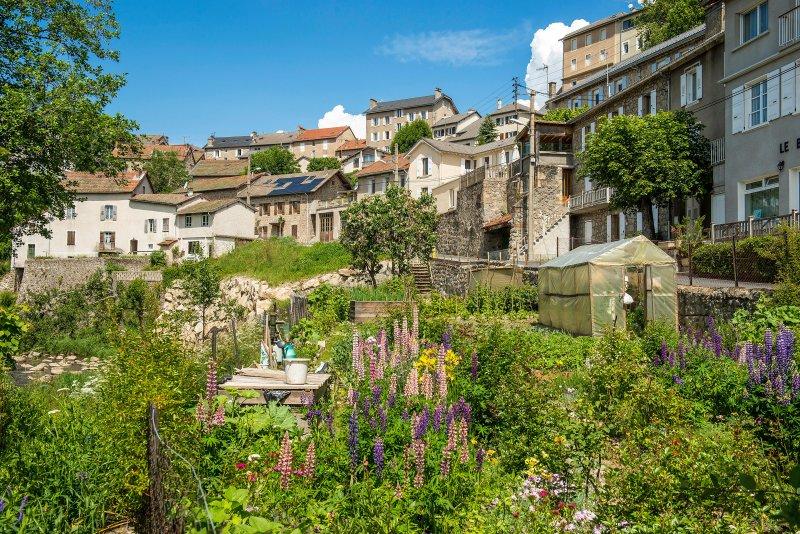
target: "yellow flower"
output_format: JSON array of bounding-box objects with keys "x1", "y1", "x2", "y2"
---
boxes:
[{"x1": 554, "y1": 435, "x2": 566, "y2": 446}]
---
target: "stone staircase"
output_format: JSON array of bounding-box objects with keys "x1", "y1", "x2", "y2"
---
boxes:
[
  {"x1": 410, "y1": 262, "x2": 433, "y2": 294},
  {"x1": 529, "y1": 212, "x2": 570, "y2": 261}
]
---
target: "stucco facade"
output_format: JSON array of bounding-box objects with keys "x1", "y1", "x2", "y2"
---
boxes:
[{"x1": 365, "y1": 89, "x2": 459, "y2": 150}]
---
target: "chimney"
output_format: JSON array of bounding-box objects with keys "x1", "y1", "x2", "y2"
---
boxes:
[
  {"x1": 434, "y1": 87, "x2": 442, "y2": 99},
  {"x1": 251, "y1": 131, "x2": 258, "y2": 139},
  {"x1": 207, "y1": 135, "x2": 214, "y2": 146},
  {"x1": 369, "y1": 98, "x2": 378, "y2": 109},
  {"x1": 496, "y1": 99, "x2": 503, "y2": 110},
  {"x1": 184, "y1": 181, "x2": 193, "y2": 196},
  {"x1": 548, "y1": 82, "x2": 557, "y2": 98}
]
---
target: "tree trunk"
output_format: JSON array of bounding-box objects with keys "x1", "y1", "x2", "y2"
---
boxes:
[{"x1": 640, "y1": 198, "x2": 656, "y2": 240}]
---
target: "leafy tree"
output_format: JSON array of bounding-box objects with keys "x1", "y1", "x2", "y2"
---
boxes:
[
  {"x1": 578, "y1": 111, "x2": 710, "y2": 239},
  {"x1": 340, "y1": 196, "x2": 387, "y2": 287},
  {"x1": 636, "y1": 0, "x2": 706, "y2": 50},
  {"x1": 383, "y1": 186, "x2": 438, "y2": 274},
  {"x1": 250, "y1": 147, "x2": 300, "y2": 175},
  {"x1": 116, "y1": 279, "x2": 156, "y2": 331},
  {"x1": 390, "y1": 119, "x2": 433, "y2": 153},
  {"x1": 476, "y1": 117, "x2": 499, "y2": 145},
  {"x1": 143, "y1": 150, "x2": 190, "y2": 193},
  {"x1": 0, "y1": 306, "x2": 27, "y2": 367},
  {"x1": 1, "y1": 0, "x2": 138, "y2": 245},
  {"x1": 307, "y1": 157, "x2": 341, "y2": 172},
  {"x1": 184, "y1": 261, "x2": 221, "y2": 338},
  {"x1": 542, "y1": 106, "x2": 590, "y2": 123}
]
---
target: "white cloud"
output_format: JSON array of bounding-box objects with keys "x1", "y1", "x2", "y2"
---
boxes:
[
  {"x1": 318, "y1": 105, "x2": 366, "y2": 139},
  {"x1": 378, "y1": 29, "x2": 520, "y2": 66},
  {"x1": 525, "y1": 19, "x2": 589, "y2": 109}
]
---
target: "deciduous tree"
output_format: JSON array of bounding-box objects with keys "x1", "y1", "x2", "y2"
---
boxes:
[
  {"x1": 541, "y1": 106, "x2": 589, "y2": 123},
  {"x1": 636, "y1": 0, "x2": 706, "y2": 50},
  {"x1": 184, "y1": 261, "x2": 221, "y2": 338},
  {"x1": 1, "y1": 0, "x2": 138, "y2": 245},
  {"x1": 578, "y1": 111, "x2": 710, "y2": 239},
  {"x1": 250, "y1": 147, "x2": 300, "y2": 175},
  {"x1": 390, "y1": 120, "x2": 432, "y2": 154},
  {"x1": 476, "y1": 117, "x2": 499, "y2": 145},
  {"x1": 143, "y1": 151, "x2": 190, "y2": 193},
  {"x1": 307, "y1": 157, "x2": 341, "y2": 172},
  {"x1": 340, "y1": 196, "x2": 387, "y2": 287}
]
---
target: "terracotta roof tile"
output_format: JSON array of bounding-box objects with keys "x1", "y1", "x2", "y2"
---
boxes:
[
  {"x1": 177, "y1": 174, "x2": 255, "y2": 193},
  {"x1": 336, "y1": 139, "x2": 368, "y2": 152},
  {"x1": 191, "y1": 159, "x2": 249, "y2": 178},
  {"x1": 296, "y1": 126, "x2": 350, "y2": 142},
  {"x1": 357, "y1": 155, "x2": 410, "y2": 178},
  {"x1": 177, "y1": 198, "x2": 247, "y2": 215},
  {"x1": 64, "y1": 170, "x2": 145, "y2": 194}
]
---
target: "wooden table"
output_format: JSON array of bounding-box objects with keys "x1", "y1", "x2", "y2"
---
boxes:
[{"x1": 221, "y1": 367, "x2": 332, "y2": 406}]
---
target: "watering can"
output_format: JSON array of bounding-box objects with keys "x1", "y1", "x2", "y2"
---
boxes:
[{"x1": 283, "y1": 342, "x2": 297, "y2": 359}]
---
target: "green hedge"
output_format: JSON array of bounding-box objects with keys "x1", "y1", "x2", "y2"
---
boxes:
[{"x1": 692, "y1": 236, "x2": 780, "y2": 282}]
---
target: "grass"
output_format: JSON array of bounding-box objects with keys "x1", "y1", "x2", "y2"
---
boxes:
[
  {"x1": 210, "y1": 238, "x2": 352, "y2": 285},
  {"x1": 37, "y1": 334, "x2": 118, "y2": 360}
]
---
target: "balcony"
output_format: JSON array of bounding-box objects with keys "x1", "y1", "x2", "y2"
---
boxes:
[
  {"x1": 316, "y1": 196, "x2": 354, "y2": 211},
  {"x1": 710, "y1": 138, "x2": 725, "y2": 166},
  {"x1": 779, "y1": 5, "x2": 800, "y2": 47},
  {"x1": 711, "y1": 211, "x2": 800, "y2": 241},
  {"x1": 568, "y1": 187, "x2": 613, "y2": 213}
]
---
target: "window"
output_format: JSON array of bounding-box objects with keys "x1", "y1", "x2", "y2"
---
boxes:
[
  {"x1": 276, "y1": 202, "x2": 285, "y2": 215},
  {"x1": 744, "y1": 176, "x2": 779, "y2": 218},
  {"x1": 291, "y1": 225, "x2": 298, "y2": 238},
  {"x1": 622, "y1": 19, "x2": 634, "y2": 30},
  {"x1": 585, "y1": 33, "x2": 593, "y2": 45},
  {"x1": 371, "y1": 132, "x2": 378, "y2": 141},
  {"x1": 67, "y1": 231, "x2": 75, "y2": 246},
  {"x1": 146, "y1": 218, "x2": 156, "y2": 233},
  {"x1": 622, "y1": 41, "x2": 629, "y2": 54},
  {"x1": 422, "y1": 157, "x2": 430, "y2": 176},
  {"x1": 600, "y1": 49, "x2": 607, "y2": 61},
  {"x1": 100, "y1": 231, "x2": 114, "y2": 247},
  {"x1": 372, "y1": 117, "x2": 380, "y2": 126},
  {"x1": 299, "y1": 142, "x2": 305, "y2": 152},
  {"x1": 749, "y1": 79, "x2": 768, "y2": 127},
  {"x1": 201, "y1": 213, "x2": 210, "y2": 227},
  {"x1": 236, "y1": 148, "x2": 242, "y2": 156},
  {"x1": 570, "y1": 58, "x2": 577, "y2": 71},
  {"x1": 290, "y1": 201, "x2": 300, "y2": 214},
  {"x1": 448, "y1": 189, "x2": 456, "y2": 208},
  {"x1": 571, "y1": 38, "x2": 577, "y2": 50},
  {"x1": 483, "y1": 156, "x2": 490, "y2": 167},
  {"x1": 162, "y1": 218, "x2": 169, "y2": 232},
  {"x1": 384, "y1": 131, "x2": 390, "y2": 140},
  {"x1": 214, "y1": 150, "x2": 220, "y2": 158},
  {"x1": 741, "y1": 2, "x2": 768, "y2": 44},
  {"x1": 188, "y1": 241, "x2": 202, "y2": 255},
  {"x1": 420, "y1": 110, "x2": 428, "y2": 119},
  {"x1": 384, "y1": 116, "x2": 390, "y2": 125},
  {"x1": 600, "y1": 28, "x2": 607, "y2": 40},
  {"x1": 585, "y1": 53, "x2": 592, "y2": 66},
  {"x1": 421, "y1": 187, "x2": 429, "y2": 195},
  {"x1": 27, "y1": 244, "x2": 35, "y2": 258},
  {"x1": 407, "y1": 112, "x2": 414, "y2": 121},
  {"x1": 185, "y1": 214, "x2": 193, "y2": 227},
  {"x1": 395, "y1": 109, "x2": 402, "y2": 118},
  {"x1": 683, "y1": 65, "x2": 702, "y2": 105},
  {"x1": 395, "y1": 124, "x2": 401, "y2": 132},
  {"x1": 65, "y1": 207, "x2": 76, "y2": 220},
  {"x1": 364, "y1": 153, "x2": 375, "y2": 164},
  {"x1": 322, "y1": 140, "x2": 328, "y2": 150},
  {"x1": 262, "y1": 203, "x2": 271, "y2": 216},
  {"x1": 370, "y1": 179, "x2": 377, "y2": 194},
  {"x1": 353, "y1": 157, "x2": 360, "y2": 168},
  {"x1": 102, "y1": 204, "x2": 115, "y2": 221}
]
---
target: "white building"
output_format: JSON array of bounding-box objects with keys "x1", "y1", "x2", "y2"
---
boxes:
[{"x1": 174, "y1": 198, "x2": 256, "y2": 258}]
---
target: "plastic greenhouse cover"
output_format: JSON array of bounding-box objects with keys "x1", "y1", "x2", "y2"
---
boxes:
[{"x1": 539, "y1": 236, "x2": 676, "y2": 269}]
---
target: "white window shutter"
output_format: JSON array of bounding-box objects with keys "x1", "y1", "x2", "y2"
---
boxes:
[
  {"x1": 100, "y1": 206, "x2": 105, "y2": 221},
  {"x1": 767, "y1": 68, "x2": 781, "y2": 121},
  {"x1": 637, "y1": 96, "x2": 643, "y2": 116},
  {"x1": 618, "y1": 106, "x2": 624, "y2": 116},
  {"x1": 590, "y1": 121, "x2": 596, "y2": 133},
  {"x1": 731, "y1": 86, "x2": 745, "y2": 134},
  {"x1": 144, "y1": 220, "x2": 148, "y2": 233},
  {"x1": 680, "y1": 74, "x2": 687, "y2": 107},
  {"x1": 636, "y1": 211, "x2": 643, "y2": 232},
  {"x1": 782, "y1": 62, "x2": 796, "y2": 116},
  {"x1": 608, "y1": 111, "x2": 613, "y2": 119},
  {"x1": 649, "y1": 90, "x2": 657, "y2": 115},
  {"x1": 461, "y1": 158, "x2": 465, "y2": 171},
  {"x1": 696, "y1": 65, "x2": 703, "y2": 100},
  {"x1": 113, "y1": 206, "x2": 117, "y2": 221}
]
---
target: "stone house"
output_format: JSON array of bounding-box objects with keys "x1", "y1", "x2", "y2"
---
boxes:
[
  {"x1": 405, "y1": 137, "x2": 519, "y2": 199},
  {"x1": 204, "y1": 131, "x2": 296, "y2": 160},
  {"x1": 290, "y1": 126, "x2": 357, "y2": 169},
  {"x1": 335, "y1": 139, "x2": 387, "y2": 173},
  {"x1": 241, "y1": 170, "x2": 354, "y2": 244},
  {"x1": 487, "y1": 102, "x2": 532, "y2": 141},
  {"x1": 174, "y1": 198, "x2": 256, "y2": 258},
  {"x1": 355, "y1": 155, "x2": 410, "y2": 199},
  {"x1": 115, "y1": 141, "x2": 204, "y2": 171},
  {"x1": 365, "y1": 88, "x2": 459, "y2": 150}
]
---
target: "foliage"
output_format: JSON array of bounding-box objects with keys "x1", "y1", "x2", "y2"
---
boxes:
[
  {"x1": 149, "y1": 250, "x2": 167, "y2": 268},
  {"x1": 674, "y1": 215, "x2": 705, "y2": 258},
  {"x1": 692, "y1": 236, "x2": 784, "y2": 282},
  {"x1": 142, "y1": 150, "x2": 190, "y2": 193},
  {"x1": 578, "y1": 111, "x2": 710, "y2": 239},
  {"x1": 390, "y1": 119, "x2": 432, "y2": 153},
  {"x1": 340, "y1": 196, "x2": 388, "y2": 287},
  {"x1": 116, "y1": 279, "x2": 160, "y2": 331},
  {"x1": 306, "y1": 157, "x2": 341, "y2": 171},
  {"x1": 0, "y1": 0, "x2": 138, "y2": 245},
  {"x1": 475, "y1": 117, "x2": 499, "y2": 145},
  {"x1": 636, "y1": 0, "x2": 706, "y2": 50},
  {"x1": 0, "y1": 305, "x2": 27, "y2": 367},
  {"x1": 202, "y1": 238, "x2": 350, "y2": 285},
  {"x1": 465, "y1": 283, "x2": 538, "y2": 315},
  {"x1": 731, "y1": 299, "x2": 800, "y2": 342},
  {"x1": 541, "y1": 106, "x2": 589, "y2": 123},
  {"x1": 249, "y1": 146, "x2": 299, "y2": 175},
  {"x1": 183, "y1": 261, "x2": 221, "y2": 337}
]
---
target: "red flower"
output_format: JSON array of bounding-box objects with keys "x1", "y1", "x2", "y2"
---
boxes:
[
  {"x1": 246, "y1": 471, "x2": 257, "y2": 482},
  {"x1": 235, "y1": 462, "x2": 246, "y2": 470},
  {"x1": 538, "y1": 489, "x2": 549, "y2": 499}
]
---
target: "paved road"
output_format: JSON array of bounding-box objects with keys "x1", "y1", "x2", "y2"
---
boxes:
[{"x1": 676, "y1": 274, "x2": 774, "y2": 290}]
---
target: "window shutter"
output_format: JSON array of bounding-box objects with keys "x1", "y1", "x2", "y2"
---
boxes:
[
  {"x1": 144, "y1": 220, "x2": 148, "y2": 233},
  {"x1": 580, "y1": 127, "x2": 586, "y2": 150},
  {"x1": 731, "y1": 85, "x2": 745, "y2": 134},
  {"x1": 637, "y1": 96, "x2": 643, "y2": 116},
  {"x1": 100, "y1": 206, "x2": 105, "y2": 221},
  {"x1": 636, "y1": 212, "x2": 643, "y2": 232},
  {"x1": 99, "y1": 231, "x2": 103, "y2": 245},
  {"x1": 113, "y1": 206, "x2": 118, "y2": 221},
  {"x1": 618, "y1": 106, "x2": 624, "y2": 116},
  {"x1": 649, "y1": 90, "x2": 657, "y2": 115},
  {"x1": 608, "y1": 111, "x2": 613, "y2": 119},
  {"x1": 590, "y1": 122, "x2": 596, "y2": 133},
  {"x1": 680, "y1": 74, "x2": 687, "y2": 106},
  {"x1": 781, "y1": 62, "x2": 796, "y2": 116},
  {"x1": 767, "y1": 68, "x2": 781, "y2": 121},
  {"x1": 696, "y1": 65, "x2": 703, "y2": 100}
]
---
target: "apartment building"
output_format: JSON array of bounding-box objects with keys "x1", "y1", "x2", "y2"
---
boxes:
[
  {"x1": 487, "y1": 101, "x2": 532, "y2": 141},
  {"x1": 714, "y1": 0, "x2": 800, "y2": 236},
  {"x1": 356, "y1": 155, "x2": 410, "y2": 199},
  {"x1": 561, "y1": 9, "x2": 642, "y2": 88},
  {"x1": 432, "y1": 110, "x2": 481, "y2": 140},
  {"x1": 242, "y1": 170, "x2": 354, "y2": 244},
  {"x1": 290, "y1": 126, "x2": 357, "y2": 170},
  {"x1": 365, "y1": 88, "x2": 459, "y2": 150},
  {"x1": 204, "y1": 131, "x2": 296, "y2": 160},
  {"x1": 405, "y1": 137, "x2": 519, "y2": 200}
]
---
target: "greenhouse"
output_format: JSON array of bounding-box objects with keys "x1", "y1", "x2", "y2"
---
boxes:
[{"x1": 538, "y1": 236, "x2": 677, "y2": 336}]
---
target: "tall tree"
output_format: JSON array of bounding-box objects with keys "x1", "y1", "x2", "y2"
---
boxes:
[
  {"x1": 340, "y1": 196, "x2": 387, "y2": 286},
  {"x1": 383, "y1": 186, "x2": 438, "y2": 274},
  {"x1": 307, "y1": 157, "x2": 341, "y2": 172},
  {"x1": 184, "y1": 260, "x2": 221, "y2": 338},
  {"x1": 390, "y1": 119, "x2": 432, "y2": 153},
  {"x1": 250, "y1": 146, "x2": 300, "y2": 175},
  {"x1": 143, "y1": 151, "x2": 190, "y2": 193},
  {"x1": 636, "y1": 0, "x2": 706, "y2": 49},
  {"x1": 578, "y1": 111, "x2": 710, "y2": 239},
  {"x1": 476, "y1": 117, "x2": 499, "y2": 145},
  {"x1": 1, "y1": 0, "x2": 138, "y2": 245}
]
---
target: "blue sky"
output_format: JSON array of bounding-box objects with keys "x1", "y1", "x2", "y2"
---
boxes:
[{"x1": 108, "y1": 0, "x2": 632, "y2": 146}]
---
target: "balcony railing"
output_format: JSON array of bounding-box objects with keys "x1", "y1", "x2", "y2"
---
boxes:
[
  {"x1": 568, "y1": 187, "x2": 613, "y2": 212},
  {"x1": 779, "y1": 5, "x2": 800, "y2": 46},
  {"x1": 711, "y1": 211, "x2": 800, "y2": 242},
  {"x1": 316, "y1": 196, "x2": 354, "y2": 210},
  {"x1": 710, "y1": 137, "x2": 725, "y2": 166}
]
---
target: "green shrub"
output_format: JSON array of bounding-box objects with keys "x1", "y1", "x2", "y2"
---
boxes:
[
  {"x1": 692, "y1": 232, "x2": 796, "y2": 282},
  {"x1": 730, "y1": 299, "x2": 800, "y2": 342},
  {"x1": 465, "y1": 283, "x2": 538, "y2": 314},
  {"x1": 149, "y1": 250, "x2": 167, "y2": 268}
]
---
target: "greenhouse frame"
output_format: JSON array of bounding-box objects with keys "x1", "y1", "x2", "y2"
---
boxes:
[{"x1": 538, "y1": 236, "x2": 677, "y2": 336}]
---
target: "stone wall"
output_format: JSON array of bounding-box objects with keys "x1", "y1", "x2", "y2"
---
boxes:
[
  {"x1": 430, "y1": 257, "x2": 538, "y2": 296},
  {"x1": 17, "y1": 256, "x2": 150, "y2": 299},
  {"x1": 677, "y1": 285, "x2": 769, "y2": 330}
]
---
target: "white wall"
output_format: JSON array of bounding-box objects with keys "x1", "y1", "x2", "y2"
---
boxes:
[{"x1": 177, "y1": 203, "x2": 255, "y2": 258}]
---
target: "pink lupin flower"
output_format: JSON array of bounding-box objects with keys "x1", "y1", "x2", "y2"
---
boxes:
[
  {"x1": 457, "y1": 420, "x2": 469, "y2": 463},
  {"x1": 351, "y1": 330, "x2": 360, "y2": 374},
  {"x1": 421, "y1": 372, "x2": 434, "y2": 399},
  {"x1": 445, "y1": 418, "x2": 458, "y2": 453},
  {"x1": 436, "y1": 345, "x2": 447, "y2": 399},
  {"x1": 195, "y1": 401, "x2": 207, "y2": 424},
  {"x1": 392, "y1": 320, "x2": 401, "y2": 367},
  {"x1": 404, "y1": 367, "x2": 419, "y2": 397},
  {"x1": 276, "y1": 432, "x2": 294, "y2": 490},
  {"x1": 412, "y1": 439, "x2": 426, "y2": 488},
  {"x1": 389, "y1": 374, "x2": 398, "y2": 396},
  {"x1": 401, "y1": 317, "x2": 410, "y2": 361},
  {"x1": 347, "y1": 387, "x2": 357, "y2": 406},
  {"x1": 440, "y1": 448, "x2": 452, "y2": 477},
  {"x1": 211, "y1": 404, "x2": 225, "y2": 427},
  {"x1": 411, "y1": 307, "x2": 420, "y2": 357},
  {"x1": 369, "y1": 346, "x2": 378, "y2": 384},
  {"x1": 206, "y1": 358, "x2": 218, "y2": 402},
  {"x1": 303, "y1": 441, "x2": 316, "y2": 479}
]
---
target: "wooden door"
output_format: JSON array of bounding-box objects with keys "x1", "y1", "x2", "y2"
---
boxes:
[{"x1": 320, "y1": 214, "x2": 334, "y2": 242}]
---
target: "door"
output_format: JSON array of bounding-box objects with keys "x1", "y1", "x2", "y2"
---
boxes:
[
  {"x1": 320, "y1": 213, "x2": 334, "y2": 242},
  {"x1": 130, "y1": 239, "x2": 138, "y2": 253}
]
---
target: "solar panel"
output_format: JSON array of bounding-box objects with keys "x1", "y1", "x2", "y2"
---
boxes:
[{"x1": 266, "y1": 177, "x2": 324, "y2": 197}]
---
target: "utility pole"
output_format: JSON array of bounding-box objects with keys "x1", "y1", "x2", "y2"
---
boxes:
[
  {"x1": 393, "y1": 143, "x2": 399, "y2": 186},
  {"x1": 246, "y1": 152, "x2": 252, "y2": 206}
]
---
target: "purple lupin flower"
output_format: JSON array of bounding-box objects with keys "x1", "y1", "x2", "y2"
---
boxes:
[
  {"x1": 377, "y1": 405, "x2": 387, "y2": 432},
  {"x1": 373, "y1": 438, "x2": 385, "y2": 477},
  {"x1": 372, "y1": 386, "x2": 382, "y2": 406},
  {"x1": 433, "y1": 404, "x2": 444, "y2": 431},
  {"x1": 324, "y1": 412, "x2": 334, "y2": 435},
  {"x1": 476, "y1": 448, "x2": 486, "y2": 472},
  {"x1": 401, "y1": 409, "x2": 410, "y2": 421},
  {"x1": 774, "y1": 374, "x2": 788, "y2": 405},
  {"x1": 0, "y1": 499, "x2": 5, "y2": 513},
  {"x1": 470, "y1": 350, "x2": 478, "y2": 380},
  {"x1": 673, "y1": 375, "x2": 684, "y2": 386},
  {"x1": 765, "y1": 330, "x2": 774, "y2": 370},
  {"x1": 678, "y1": 341, "x2": 686, "y2": 370},
  {"x1": 361, "y1": 395, "x2": 371, "y2": 418},
  {"x1": 17, "y1": 495, "x2": 27, "y2": 525},
  {"x1": 348, "y1": 411, "x2": 359, "y2": 469},
  {"x1": 656, "y1": 341, "x2": 667, "y2": 366},
  {"x1": 777, "y1": 328, "x2": 794, "y2": 376},
  {"x1": 792, "y1": 373, "x2": 800, "y2": 400},
  {"x1": 442, "y1": 330, "x2": 452, "y2": 350},
  {"x1": 413, "y1": 407, "x2": 430, "y2": 440},
  {"x1": 387, "y1": 392, "x2": 396, "y2": 408}
]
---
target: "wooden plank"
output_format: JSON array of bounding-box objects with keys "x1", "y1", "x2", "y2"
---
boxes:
[{"x1": 238, "y1": 367, "x2": 287, "y2": 380}]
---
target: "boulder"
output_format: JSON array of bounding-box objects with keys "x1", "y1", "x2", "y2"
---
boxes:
[
  {"x1": 338, "y1": 268, "x2": 357, "y2": 277},
  {"x1": 29, "y1": 363, "x2": 48, "y2": 372}
]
